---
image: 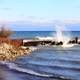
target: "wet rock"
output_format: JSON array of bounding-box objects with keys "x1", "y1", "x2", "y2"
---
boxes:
[
  {"x1": 51, "y1": 41, "x2": 56, "y2": 45},
  {"x1": 56, "y1": 41, "x2": 63, "y2": 45}
]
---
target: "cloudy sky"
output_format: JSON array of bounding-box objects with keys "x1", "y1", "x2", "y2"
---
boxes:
[{"x1": 0, "y1": 0, "x2": 80, "y2": 31}]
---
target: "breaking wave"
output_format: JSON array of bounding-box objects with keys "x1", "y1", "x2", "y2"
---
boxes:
[{"x1": 35, "y1": 36, "x2": 54, "y2": 40}]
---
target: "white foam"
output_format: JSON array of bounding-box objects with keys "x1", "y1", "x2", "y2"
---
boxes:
[
  {"x1": 54, "y1": 23, "x2": 74, "y2": 48},
  {"x1": 36, "y1": 36, "x2": 54, "y2": 41},
  {"x1": 62, "y1": 43, "x2": 75, "y2": 48},
  {"x1": 61, "y1": 36, "x2": 74, "y2": 48},
  {"x1": 0, "y1": 61, "x2": 53, "y2": 77}
]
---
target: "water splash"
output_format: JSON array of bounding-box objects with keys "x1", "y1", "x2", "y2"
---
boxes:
[
  {"x1": 55, "y1": 24, "x2": 64, "y2": 42},
  {"x1": 55, "y1": 23, "x2": 74, "y2": 48}
]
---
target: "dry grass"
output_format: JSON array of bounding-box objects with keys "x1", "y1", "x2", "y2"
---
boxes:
[
  {"x1": 0, "y1": 26, "x2": 13, "y2": 38},
  {"x1": 0, "y1": 26, "x2": 23, "y2": 47}
]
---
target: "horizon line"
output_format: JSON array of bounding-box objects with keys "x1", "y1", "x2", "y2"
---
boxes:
[{"x1": 0, "y1": 20, "x2": 80, "y2": 24}]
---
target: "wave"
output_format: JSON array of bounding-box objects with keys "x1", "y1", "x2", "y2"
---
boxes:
[
  {"x1": 0, "y1": 61, "x2": 72, "y2": 80},
  {"x1": 0, "y1": 61, "x2": 53, "y2": 77},
  {"x1": 35, "y1": 36, "x2": 54, "y2": 40}
]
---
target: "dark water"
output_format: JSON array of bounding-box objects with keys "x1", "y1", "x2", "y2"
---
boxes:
[{"x1": 0, "y1": 31, "x2": 80, "y2": 80}]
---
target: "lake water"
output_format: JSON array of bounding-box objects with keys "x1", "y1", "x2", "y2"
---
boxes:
[
  {"x1": 10, "y1": 31, "x2": 80, "y2": 39},
  {"x1": 0, "y1": 31, "x2": 80, "y2": 80}
]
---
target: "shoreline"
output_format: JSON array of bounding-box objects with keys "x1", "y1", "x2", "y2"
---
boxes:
[
  {"x1": 0, "y1": 36, "x2": 79, "y2": 61},
  {"x1": 0, "y1": 42, "x2": 37, "y2": 61}
]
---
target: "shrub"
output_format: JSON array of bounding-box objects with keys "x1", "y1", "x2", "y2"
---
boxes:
[{"x1": 0, "y1": 26, "x2": 13, "y2": 38}]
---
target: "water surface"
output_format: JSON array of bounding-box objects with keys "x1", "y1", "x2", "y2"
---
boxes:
[
  {"x1": 0, "y1": 31, "x2": 80, "y2": 80},
  {"x1": 0, "y1": 45, "x2": 80, "y2": 80}
]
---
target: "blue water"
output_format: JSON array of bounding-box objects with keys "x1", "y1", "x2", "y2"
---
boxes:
[
  {"x1": 10, "y1": 31, "x2": 54, "y2": 39},
  {"x1": 0, "y1": 31, "x2": 80, "y2": 80},
  {"x1": 10, "y1": 31, "x2": 80, "y2": 39}
]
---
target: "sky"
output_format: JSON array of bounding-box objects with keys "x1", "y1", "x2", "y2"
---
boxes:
[{"x1": 0, "y1": 0, "x2": 80, "y2": 31}]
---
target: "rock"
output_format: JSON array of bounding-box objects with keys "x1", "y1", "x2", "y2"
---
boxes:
[
  {"x1": 56, "y1": 41, "x2": 63, "y2": 45},
  {"x1": 0, "y1": 43, "x2": 31, "y2": 61}
]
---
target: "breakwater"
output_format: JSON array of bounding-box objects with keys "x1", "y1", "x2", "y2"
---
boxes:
[{"x1": 23, "y1": 37, "x2": 80, "y2": 46}]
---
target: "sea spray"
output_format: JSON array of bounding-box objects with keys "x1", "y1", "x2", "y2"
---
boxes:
[
  {"x1": 54, "y1": 22, "x2": 74, "y2": 48},
  {"x1": 55, "y1": 24, "x2": 64, "y2": 42}
]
